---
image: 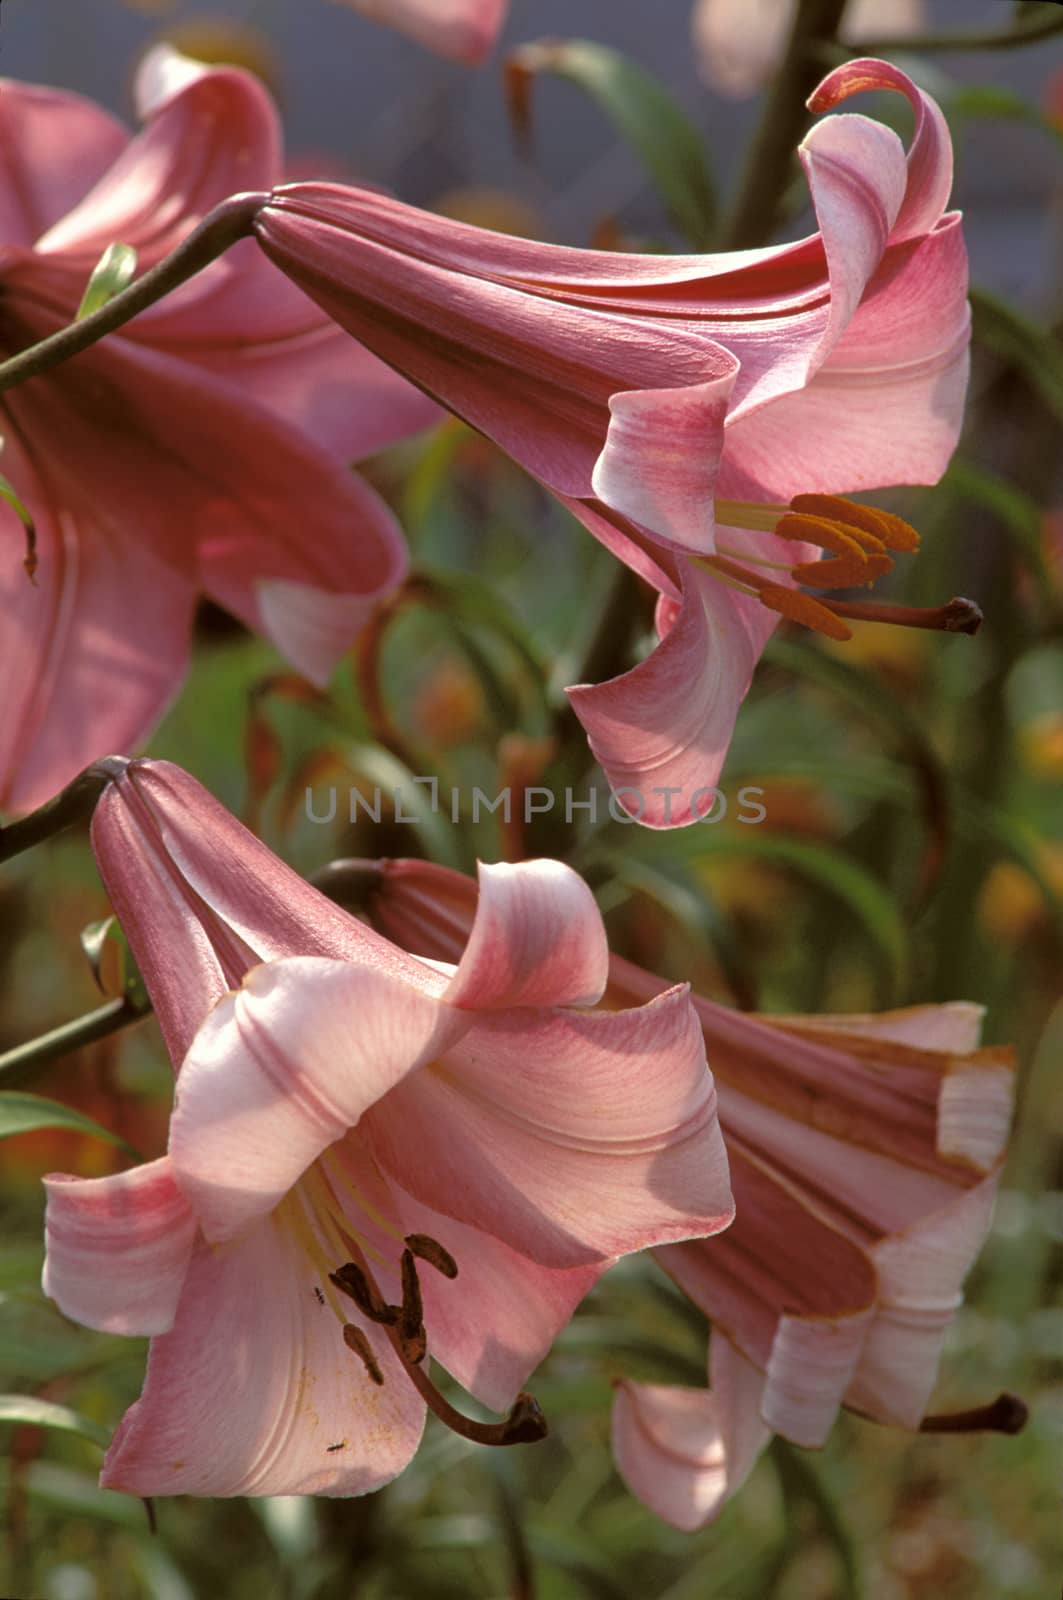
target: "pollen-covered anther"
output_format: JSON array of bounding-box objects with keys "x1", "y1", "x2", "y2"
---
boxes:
[
  {"x1": 789, "y1": 493, "x2": 921, "y2": 554},
  {"x1": 342, "y1": 1322, "x2": 386, "y2": 1386},
  {"x1": 790, "y1": 552, "x2": 892, "y2": 590},
  {"x1": 398, "y1": 1248, "x2": 427, "y2": 1365},
  {"x1": 756, "y1": 584, "x2": 853, "y2": 642},
  {"x1": 329, "y1": 1262, "x2": 400, "y2": 1326},
  {"x1": 405, "y1": 1233, "x2": 459, "y2": 1279}
]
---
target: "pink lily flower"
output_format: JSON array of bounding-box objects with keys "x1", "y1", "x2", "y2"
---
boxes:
[
  {"x1": 41, "y1": 759, "x2": 733, "y2": 1497},
  {"x1": 334, "y1": 0, "x2": 508, "y2": 62},
  {"x1": 346, "y1": 857, "x2": 1016, "y2": 1529},
  {"x1": 252, "y1": 58, "x2": 970, "y2": 826},
  {"x1": 0, "y1": 46, "x2": 437, "y2": 817},
  {"x1": 692, "y1": 0, "x2": 924, "y2": 99}
]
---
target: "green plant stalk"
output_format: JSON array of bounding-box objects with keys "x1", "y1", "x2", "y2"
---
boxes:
[
  {"x1": 724, "y1": 0, "x2": 850, "y2": 249},
  {"x1": 0, "y1": 192, "x2": 266, "y2": 395}
]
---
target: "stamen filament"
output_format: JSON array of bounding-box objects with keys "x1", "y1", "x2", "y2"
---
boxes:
[{"x1": 339, "y1": 1243, "x2": 549, "y2": 1448}]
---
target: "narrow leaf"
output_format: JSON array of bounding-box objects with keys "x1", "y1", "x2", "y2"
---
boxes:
[
  {"x1": 505, "y1": 38, "x2": 717, "y2": 246},
  {"x1": 0, "y1": 1394, "x2": 111, "y2": 1450},
  {"x1": 0, "y1": 1090, "x2": 139, "y2": 1156},
  {"x1": 970, "y1": 289, "x2": 1063, "y2": 427}
]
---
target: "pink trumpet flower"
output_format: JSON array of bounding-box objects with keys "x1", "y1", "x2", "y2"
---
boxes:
[
  {"x1": 0, "y1": 47, "x2": 437, "y2": 816},
  {"x1": 344, "y1": 858, "x2": 1017, "y2": 1530},
  {"x1": 252, "y1": 58, "x2": 971, "y2": 827},
  {"x1": 41, "y1": 759, "x2": 733, "y2": 1498},
  {"x1": 334, "y1": 0, "x2": 508, "y2": 62}
]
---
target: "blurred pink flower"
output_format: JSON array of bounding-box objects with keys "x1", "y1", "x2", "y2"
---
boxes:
[
  {"x1": 692, "y1": 0, "x2": 925, "y2": 98},
  {"x1": 349, "y1": 857, "x2": 1016, "y2": 1529},
  {"x1": 41, "y1": 759, "x2": 733, "y2": 1498},
  {"x1": 0, "y1": 46, "x2": 437, "y2": 816},
  {"x1": 254, "y1": 59, "x2": 970, "y2": 826},
  {"x1": 334, "y1": 0, "x2": 507, "y2": 62}
]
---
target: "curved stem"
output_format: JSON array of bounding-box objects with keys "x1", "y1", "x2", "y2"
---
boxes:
[
  {"x1": 0, "y1": 192, "x2": 268, "y2": 395},
  {"x1": 724, "y1": 0, "x2": 850, "y2": 250},
  {"x1": 0, "y1": 995, "x2": 150, "y2": 1089},
  {"x1": 0, "y1": 756, "x2": 129, "y2": 863},
  {"x1": 852, "y1": 11, "x2": 1063, "y2": 54}
]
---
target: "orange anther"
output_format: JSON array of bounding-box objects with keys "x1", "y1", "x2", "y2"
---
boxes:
[
  {"x1": 757, "y1": 584, "x2": 853, "y2": 641},
  {"x1": 790, "y1": 494, "x2": 920, "y2": 553}
]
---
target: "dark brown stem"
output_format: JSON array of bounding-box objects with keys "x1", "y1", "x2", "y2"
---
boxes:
[
  {"x1": 0, "y1": 193, "x2": 267, "y2": 394},
  {"x1": 724, "y1": 0, "x2": 850, "y2": 249},
  {"x1": 920, "y1": 1393, "x2": 1029, "y2": 1436}
]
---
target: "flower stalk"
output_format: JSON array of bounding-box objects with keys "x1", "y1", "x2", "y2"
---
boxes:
[{"x1": 0, "y1": 193, "x2": 267, "y2": 395}]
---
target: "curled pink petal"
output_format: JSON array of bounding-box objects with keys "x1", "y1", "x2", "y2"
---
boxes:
[
  {"x1": 443, "y1": 860, "x2": 609, "y2": 1010},
  {"x1": 170, "y1": 957, "x2": 470, "y2": 1241},
  {"x1": 42, "y1": 1159, "x2": 196, "y2": 1337},
  {"x1": 364, "y1": 986, "x2": 734, "y2": 1267},
  {"x1": 612, "y1": 1340, "x2": 770, "y2": 1531}
]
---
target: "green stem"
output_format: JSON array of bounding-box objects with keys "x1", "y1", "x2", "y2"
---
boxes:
[
  {"x1": 724, "y1": 0, "x2": 850, "y2": 250},
  {"x1": 852, "y1": 11, "x2": 1063, "y2": 54},
  {"x1": 0, "y1": 192, "x2": 267, "y2": 395},
  {"x1": 0, "y1": 996, "x2": 150, "y2": 1089},
  {"x1": 0, "y1": 757, "x2": 129, "y2": 864}
]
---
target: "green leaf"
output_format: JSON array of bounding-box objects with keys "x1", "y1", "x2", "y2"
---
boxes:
[
  {"x1": 970, "y1": 289, "x2": 1063, "y2": 427},
  {"x1": 0, "y1": 1394, "x2": 111, "y2": 1450},
  {"x1": 948, "y1": 82, "x2": 1063, "y2": 154},
  {"x1": 771, "y1": 1440, "x2": 864, "y2": 1600},
  {"x1": 943, "y1": 460, "x2": 1057, "y2": 608},
  {"x1": 506, "y1": 38, "x2": 717, "y2": 246},
  {"x1": 0, "y1": 1090, "x2": 139, "y2": 1156},
  {"x1": 76, "y1": 241, "x2": 138, "y2": 320}
]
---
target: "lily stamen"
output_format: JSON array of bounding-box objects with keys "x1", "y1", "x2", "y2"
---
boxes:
[
  {"x1": 336, "y1": 1244, "x2": 550, "y2": 1449},
  {"x1": 342, "y1": 1324, "x2": 385, "y2": 1387},
  {"x1": 700, "y1": 493, "x2": 981, "y2": 643}
]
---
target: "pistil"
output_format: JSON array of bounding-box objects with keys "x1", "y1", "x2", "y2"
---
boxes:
[{"x1": 920, "y1": 1392, "x2": 1028, "y2": 1435}]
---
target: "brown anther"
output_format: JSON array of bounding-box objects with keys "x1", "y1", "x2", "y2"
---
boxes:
[
  {"x1": 23, "y1": 520, "x2": 38, "y2": 586},
  {"x1": 342, "y1": 1323, "x2": 385, "y2": 1386},
  {"x1": 757, "y1": 584, "x2": 853, "y2": 642},
  {"x1": 790, "y1": 493, "x2": 920, "y2": 553},
  {"x1": 398, "y1": 1248, "x2": 427, "y2": 1365},
  {"x1": 329, "y1": 1263, "x2": 400, "y2": 1326},
  {"x1": 405, "y1": 1234, "x2": 460, "y2": 1279},
  {"x1": 920, "y1": 1392, "x2": 1028, "y2": 1436}
]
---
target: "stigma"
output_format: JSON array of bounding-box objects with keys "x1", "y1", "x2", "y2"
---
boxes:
[{"x1": 699, "y1": 494, "x2": 982, "y2": 642}]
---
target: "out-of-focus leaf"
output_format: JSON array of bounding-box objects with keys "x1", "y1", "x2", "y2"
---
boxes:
[
  {"x1": 619, "y1": 830, "x2": 908, "y2": 995},
  {"x1": 76, "y1": 241, "x2": 137, "y2": 319},
  {"x1": 342, "y1": 743, "x2": 464, "y2": 868},
  {"x1": 0, "y1": 1394, "x2": 110, "y2": 1450},
  {"x1": 771, "y1": 1440, "x2": 864, "y2": 1600},
  {"x1": 3, "y1": 1460, "x2": 144, "y2": 1526},
  {"x1": 943, "y1": 460, "x2": 1058, "y2": 610},
  {"x1": 0, "y1": 1091, "x2": 138, "y2": 1156},
  {"x1": 971, "y1": 289, "x2": 1063, "y2": 427},
  {"x1": 957, "y1": 795, "x2": 1063, "y2": 943},
  {"x1": 948, "y1": 82, "x2": 1063, "y2": 153},
  {"x1": 418, "y1": 566, "x2": 550, "y2": 724},
  {"x1": 762, "y1": 639, "x2": 951, "y2": 903},
  {"x1": 505, "y1": 38, "x2": 717, "y2": 247}
]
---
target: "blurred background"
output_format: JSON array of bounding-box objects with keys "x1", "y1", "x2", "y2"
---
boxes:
[{"x1": 1, "y1": 1, "x2": 1062, "y2": 1597}]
